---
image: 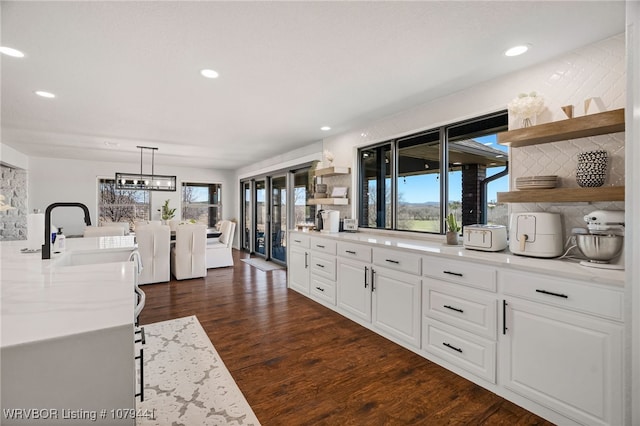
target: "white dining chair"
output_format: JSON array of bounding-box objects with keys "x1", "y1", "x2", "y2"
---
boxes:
[{"x1": 170, "y1": 224, "x2": 207, "y2": 280}]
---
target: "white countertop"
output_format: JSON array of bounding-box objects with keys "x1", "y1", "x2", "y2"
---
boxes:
[
  {"x1": 1, "y1": 237, "x2": 137, "y2": 348},
  {"x1": 293, "y1": 230, "x2": 625, "y2": 287}
]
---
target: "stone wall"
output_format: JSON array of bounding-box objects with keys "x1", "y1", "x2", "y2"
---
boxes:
[{"x1": 0, "y1": 164, "x2": 27, "y2": 241}]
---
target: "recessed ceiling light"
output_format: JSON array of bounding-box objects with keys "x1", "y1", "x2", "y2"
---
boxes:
[
  {"x1": 35, "y1": 91, "x2": 55, "y2": 98},
  {"x1": 200, "y1": 69, "x2": 219, "y2": 79},
  {"x1": 483, "y1": 142, "x2": 493, "y2": 146},
  {"x1": 504, "y1": 45, "x2": 529, "y2": 57},
  {"x1": 0, "y1": 46, "x2": 25, "y2": 58},
  {"x1": 321, "y1": 126, "x2": 331, "y2": 131}
]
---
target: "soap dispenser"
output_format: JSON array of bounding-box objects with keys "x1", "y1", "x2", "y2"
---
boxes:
[{"x1": 55, "y1": 227, "x2": 66, "y2": 252}]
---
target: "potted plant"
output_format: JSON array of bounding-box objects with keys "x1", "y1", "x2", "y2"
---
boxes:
[
  {"x1": 445, "y1": 213, "x2": 460, "y2": 245},
  {"x1": 161, "y1": 199, "x2": 176, "y2": 222}
]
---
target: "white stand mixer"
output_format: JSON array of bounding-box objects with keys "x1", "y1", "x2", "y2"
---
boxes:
[{"x1": 575, "y1": 210, "x2": 625, "y2": 270}]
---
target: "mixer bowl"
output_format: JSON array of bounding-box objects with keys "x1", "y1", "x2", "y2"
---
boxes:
[{"x1": 575, "y1": 234, "x2": 623, "y2": 262}]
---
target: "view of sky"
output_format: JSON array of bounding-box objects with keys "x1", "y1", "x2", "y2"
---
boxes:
[{"x1": 398, "y1": 134, "x2": 509, "y2": 204}]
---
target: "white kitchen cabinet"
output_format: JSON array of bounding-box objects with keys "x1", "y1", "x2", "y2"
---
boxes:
[
  {"x1": 500, "y1": 275, "x2": 624, "y2": 426},
  {"x1": 337, "y1": 248, "x2": 421, "y2": 349},
  {"x1": 308, "y1": 237, "x2": 337, "y2": 306},
  {"x1": 423, "y1": 318, "x2": 496, "y2": 383},
  {"x1": 422, "y1": 258, "x2": 498, "y2": 383},
  {"x1": 288, "y1": 235, "x2": 310, "y2": 295},
  {"x1": 371, "y1": 266, "x2": 421, "y2": 348},
  {"x1": 337, "y1": 256, "x2": 372, "y2": 322},
  {"x1": 423, "y1": 279, "x2": 497, "y2": 340},
  {"x1": 286, "y1": 231, "x2": 627, "y2": 426}
]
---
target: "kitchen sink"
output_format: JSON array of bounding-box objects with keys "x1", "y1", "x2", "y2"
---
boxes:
[{"x1": 52, "y1": 249, "x2": 134, "y2": 268}]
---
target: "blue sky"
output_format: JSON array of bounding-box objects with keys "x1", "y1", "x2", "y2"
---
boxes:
[{"x1": 398, "y1": 134, "x2": 509, "y2": 203}]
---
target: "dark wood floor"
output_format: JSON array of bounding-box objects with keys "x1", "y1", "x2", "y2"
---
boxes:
[{"x1": 139, "y1": 249, "x2": 553, "y2": 425}]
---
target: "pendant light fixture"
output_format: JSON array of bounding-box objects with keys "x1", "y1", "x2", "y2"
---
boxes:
[{"x1": 115, "y1": 146, "x2": 176, "y2": 191}]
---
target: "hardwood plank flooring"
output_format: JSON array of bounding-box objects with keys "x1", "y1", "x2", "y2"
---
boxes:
[{"x1": 139, "y1": 250, "x2": 553, "y2": 425}]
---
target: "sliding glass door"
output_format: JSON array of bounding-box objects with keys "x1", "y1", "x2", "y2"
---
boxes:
[
  {"x1": 270, "y1": 175, "x2": 287, "y2": 264},
  {"x1": 254, "y1": 180, "x2": 267, "y2": 257},
  {"x1": 241, "y1": 181, "x2": 251, "y2": 252},
  {"x1": 240, "y1": 164, "x2": 316, "y2": 265}
]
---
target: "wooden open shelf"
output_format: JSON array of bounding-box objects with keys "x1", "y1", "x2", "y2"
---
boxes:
[
  {"x1": 497, "y1": 186, "x2": 624, "y2": 203},
  {"x1": 308, "y1": 198, "x2": 349, "y2": 206},
  {"x1": 497, "y1": 108, "x2": 625, "y2": 147}
]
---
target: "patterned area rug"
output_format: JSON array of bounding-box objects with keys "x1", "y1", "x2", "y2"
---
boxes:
[
  {"x1": 137, "y1": 316, "x2": 260, "y2": 426},
  {"x1": 240, "y1": 257, "x2": 285, "y2": 272}
]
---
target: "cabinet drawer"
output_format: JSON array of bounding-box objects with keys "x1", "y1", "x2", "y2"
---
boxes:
[
  {"x1": 500, "y1": 270, "x2": 623, "y2": 321},
  {"x1": 310, "y1": 253, "x2": 336, "y2": 281},
  {"x1": 423, "y1": 318, "x2": 496, "y2": 383},
  {"x1": 424, "y1": 279, "x2": 497, "y2": 340},
  {"x1": 337, "y1": 242, "x2": 372, "y2": 263},
  {"x1": 310, "y1": 275, "x2": 336, "y2": 305},
  {"x1": 310, "y1": 238, "x2": 337, "y2": 255},
  {"x1": 423, "y1": 256, "x2": 496, "y2": 292},
  {"x1": 290, "y1": 234, "x2": 310, "y2": 249},
  {"x1": 373, "y1": 247, "x2": 421, "y2": 276}
]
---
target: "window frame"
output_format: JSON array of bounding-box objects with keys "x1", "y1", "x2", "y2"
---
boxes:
[
  {"x1": 357, "y1": 110, "x2": 508, "y2": 235},
  {"x1": 181, "y1": 182, "x2": 223, "y2": 228},
  {"x1": 97, "y1": 177, "x2": 152, "y2": 229}
]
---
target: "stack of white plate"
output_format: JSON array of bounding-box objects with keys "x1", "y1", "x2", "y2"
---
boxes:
[{"x1": 515, "y1": 175, "x2": 558, "y2": 190}]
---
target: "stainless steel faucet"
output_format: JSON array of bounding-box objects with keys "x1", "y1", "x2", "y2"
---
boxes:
[{"x1": 42, "y1": 202, "x2": 92, "y2": 259}]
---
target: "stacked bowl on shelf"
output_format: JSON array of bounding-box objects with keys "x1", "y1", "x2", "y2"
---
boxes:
[{"x1": 515, "y1": 175, "x2": 558, "y2": 190}]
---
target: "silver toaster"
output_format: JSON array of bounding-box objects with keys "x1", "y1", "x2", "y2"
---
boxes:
[{"x1": 463, "y1": 225, "x2": 508, "y2": 252}]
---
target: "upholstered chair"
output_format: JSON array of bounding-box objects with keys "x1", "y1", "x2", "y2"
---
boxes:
[
  {"x1": 170, "y1": 224, "x2": 207, "y2": 280},
  {"x1": 206, "y1": 220, "x2": 236, "y2": 268},
  {"x1": 83, "y1": 226, "x2": 125, "y2": 237},
  {"x1": 135, "y1": 224, "x2": 171, "y2": 285}
]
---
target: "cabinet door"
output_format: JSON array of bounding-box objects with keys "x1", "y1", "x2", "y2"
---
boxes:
[
  {"x1": 337, "y1": 258, "x2": 371, "y2": 322},
  {"x1": 288, "y1": 247, "x2": 309, "y2": 294},
  {"x1": 372, "y1": 266, "x2": 421, "y2": 348},
  {"x1": 501, "y1": 298, "x2": 623, "y2": 426}
]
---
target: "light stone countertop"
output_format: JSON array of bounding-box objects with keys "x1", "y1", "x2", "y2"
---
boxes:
[
  {"x1": 291, "y1": 230, "x2": 625, "y2": 288},
  {"x1": 1, "y1": 236, "x2": 137, "y2": 348}
]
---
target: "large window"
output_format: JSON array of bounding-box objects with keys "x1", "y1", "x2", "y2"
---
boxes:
[
  {"x1": 98, "y1": 178, "x2": 150, "y2": 229},
  {"x1": 359, "y1": 111, "x2": 508, "y2": 234},
  {"x1": 181, "y1": 183, "x2": 222, "y2": 228}
]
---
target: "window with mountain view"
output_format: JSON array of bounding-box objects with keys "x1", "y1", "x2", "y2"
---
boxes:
[{"x1": 358, "y1": 111, "x2": 508, "y2": 234}]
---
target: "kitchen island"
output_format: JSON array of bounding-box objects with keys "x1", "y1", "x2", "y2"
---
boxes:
[{"x1": 1, "y1": 237, "x2": 137, "y2": 425}]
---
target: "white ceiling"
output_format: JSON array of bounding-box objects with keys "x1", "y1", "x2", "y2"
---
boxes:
[{"x1": 0, "y1": 1, "x2": 626, "y2": 170}]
